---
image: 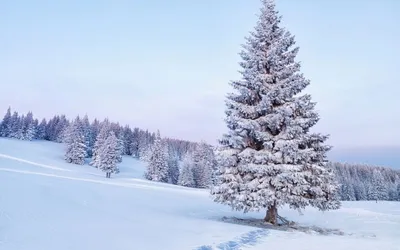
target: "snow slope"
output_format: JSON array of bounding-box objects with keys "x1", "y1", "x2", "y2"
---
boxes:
[{"x1": 0, "y1": 138, "x2": 399, "y2": 250}]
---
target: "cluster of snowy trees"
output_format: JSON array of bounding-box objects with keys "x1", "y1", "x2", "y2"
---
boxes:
[
  {"x1": 0, "y1": 107, "x2": 40, "y2": 141},
  {"x1": 0, "y1": 107, "x2": 197, "y2": 160},
  {"x1": 0, "y1": 107, "x2": 217, "y2": 183},
  {"x1": 329, "y1": 162, "x2": 400, "y2": 201},
  {"x1": 144, "y1": 133, "x2": 217, "y2": 188}
]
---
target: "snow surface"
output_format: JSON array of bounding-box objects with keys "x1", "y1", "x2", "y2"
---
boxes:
[{"x1": 0, "y1": 138, "x2": 399, "y2": 250}]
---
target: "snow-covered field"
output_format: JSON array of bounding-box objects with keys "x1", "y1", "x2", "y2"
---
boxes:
[{"x1": 0, "y1": 138, "x2": 399, "y2": 250}]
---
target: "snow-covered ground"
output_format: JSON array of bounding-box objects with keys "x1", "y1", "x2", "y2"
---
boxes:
[{"x1": 0, "y1": 138, "x2": 399, "y2": 250}]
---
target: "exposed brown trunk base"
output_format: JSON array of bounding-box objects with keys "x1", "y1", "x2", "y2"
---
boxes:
[{"x1": 264, "y1": 205, "x2": 278, "y2": 225}]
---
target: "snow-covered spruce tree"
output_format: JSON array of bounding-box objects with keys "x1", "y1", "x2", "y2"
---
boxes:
[
  {"x1": 178, "y1": 154, "x2": 195, "y2": 187},
  {"x1": 81, "y1": 114, "x2": 92, "y2": 157},
  {"x1": 97, "y1": 131, "x2": 119, "y2": 178},
  {"x1": 210, "y1": 0, "x2": 340, "y2": 225},
  {"x1": 144, "y1": 131, "x2": 169, "y2": 182},
  {"x1": 167, "y1": 154, "x2": 180, "y2": 185},
  {"x1": 0, "y1": 107, "x2": 12, "y2": 137},
  {"x1": 371, "y1": 169, "x2": 388, "y2": 201},
  {"x1": 116, "y1": 133, "x2": 124, "y2": 163},
  {"x1": 23, "y1": 112, "x2": 36, "y2": 141},
  {"x1": 192, "y1": 142, "x2": 214, "y2": 188},
  {"x1": 36, "y1": 118, "x2": 47, "y2": 140},
  {"x1": 9, "y1": 111, "x2": 20, "y2": 138},
  {"x1": 91, "y1": 120, "x2": 110, "y2": 168},
  {"x1": 64, "y1": 117, "x2": 86, "y2": 165}
]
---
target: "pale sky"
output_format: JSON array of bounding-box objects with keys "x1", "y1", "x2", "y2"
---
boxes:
[{"x1": 1, "y1": 0, "x2": 399, "y2": 163}]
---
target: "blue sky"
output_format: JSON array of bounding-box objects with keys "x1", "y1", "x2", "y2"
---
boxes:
[{"x1": 1, "y1": 0, "x2": 399, "y2": 166}]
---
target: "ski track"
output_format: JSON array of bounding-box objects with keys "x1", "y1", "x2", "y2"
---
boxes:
[
  {"x1": 195, "y1": 229, "x2": 269, "y2": 250},
  {"x1": 0, "y1": 153, "x2": 70, "y2": 172},
  {"x1": 0, "y1": 167, "x2": 207, "y2": 196},
  {"x1": 0, "y1": 152, "x2": 209, "y2": 196}
]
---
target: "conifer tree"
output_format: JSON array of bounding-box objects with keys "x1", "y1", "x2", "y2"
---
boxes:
[
  {"x1": 91, "y1": 120, "x2": 110, "y2": 168},
  {"x1": 23, "y1": 111, "x2": 36, "y2": 141},
  {"x1": 116, "y1": 133, "x2": 124, "y2": 163},
  {"x1": 167, "y1": 155, "x2": 180, "y2": 185},
  {"x1": 144, "y1": 131, "x2": 169, "y2": 182},
  {"x1": 210, "y1": 0, "x2": 340, "y2": 224},
  {"x1": 81, "y1": 114, "x2": 92, "y2": 157},
  {"x1": 9, "y1": 111, "x2": 20, "y2": 138},
  {"x1": 0, "y1": 107, "x2": 12, "y2": 137},
  {"x1": 370, "y1": 170, "x2": 388, "y2": 201},
  {"x1": 192, "y1": 142, "x2": 214, "y2": 188},
  {"x1": 65, "y1": 117, "x2": 86, "y2": 165},
  {"x1": 98, "y1": 131, "x2": 119, "y2": 178},
  {"x1": 36, "y1": 118, "x2": 47, "y2": 140},
  {"x1": 178, "y1": 154, "x2": 195, "y2": 187}
]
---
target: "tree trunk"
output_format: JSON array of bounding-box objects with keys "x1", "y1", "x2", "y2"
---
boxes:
[{"x1": 264, "y1": 205, "x2": 278, "y2": 225}]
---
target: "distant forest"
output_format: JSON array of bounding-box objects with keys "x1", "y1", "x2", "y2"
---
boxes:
[{"x1": 0, "y1": 107, "x2": 399, "y2": 201}]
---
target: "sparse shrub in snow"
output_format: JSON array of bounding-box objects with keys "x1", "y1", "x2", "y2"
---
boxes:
[
  {"x1": 144, "y1": 131, "x2": 169, "y2": 182},
  {"x1": 210, "y1": 0, "x2": 340, "y2": 225},
  {"x1": 65, "y1": 117, "x2": 87, "y2": 165}
]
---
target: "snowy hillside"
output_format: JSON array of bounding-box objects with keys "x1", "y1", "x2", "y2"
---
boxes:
[{"x1": 0, "y1": 138, "x2": 399, "y2": 250}]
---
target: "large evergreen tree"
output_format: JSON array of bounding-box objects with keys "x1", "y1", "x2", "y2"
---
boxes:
[{"x1": 210, "y1": 0, "x2": 340, "y2": 224}]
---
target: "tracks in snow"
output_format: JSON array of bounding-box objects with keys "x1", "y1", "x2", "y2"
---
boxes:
[
  {"x1": 0, "y1": 153, "x2": 207, "y2": 196},
  {"x1": 0, "y1": 153, "x2": 70, "y2": 172},
  {"x1": 195, "y1": 229, "x2": 269, "y2": 250}
]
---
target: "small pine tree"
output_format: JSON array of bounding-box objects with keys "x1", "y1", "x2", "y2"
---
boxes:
[
  {"x1": 396, "y1": 183, "x2": 400, "y2": 201},
  {"x1": 167, "y1": 156, "x2": 180, "y2": 185},
  {"x1": 65, "y1": 118, "x2": 87, "y2": 165},
  {"x1": 210, "y1": 0, "x2": 340, "y2": 225},
  {"x1": 81, "y1": 114, "x2": 92, "y2": 157},
  {"x1": 178, "y1": 154, "x2": 195, "y2": 187},
  {"x1": 36, "y1": 118, "x2": 47, "y2": 140},
  {"x1": 144, "y1": 131, "x2": 169, "y2": 182},
  {"x1": 98, "y1": 131, "x2": 119, "y2": 178},
  {"x1": 0, "y1": 107, "x2": 12, "y2": 137},
  {"x1": 9, "y1": 112, "x2": 20, "y2": 138},
  {"x1": 192, "y1": 142, "x2": 214, "y2": 188},
  {"x1": 22, "y1": 112, "x2": 36, "y2": 141},
  {"x1": 91, "y1": 120, "x2": 110, "y2": 168},
  {"x1": 15, "y1": 114, "x2": 25, "y2": 139},
  {"x1": 116, "y1": 133, "x2": 124, "y2": 163},
  {"x1": 371, "y1": 170, "x2": 388, "y2": 201}
]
